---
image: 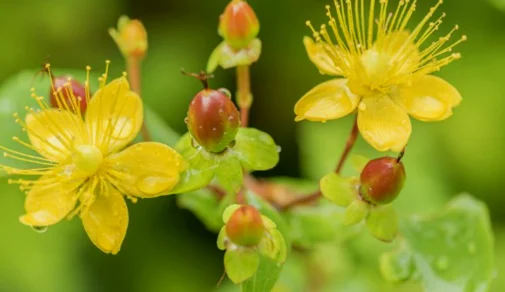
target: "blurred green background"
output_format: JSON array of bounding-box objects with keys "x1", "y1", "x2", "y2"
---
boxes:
[{"x1": 0, "y1": 0, "x2": 504, "y2": 291}]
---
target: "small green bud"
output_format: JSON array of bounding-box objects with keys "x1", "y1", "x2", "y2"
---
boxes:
[
  {"x1": 343, "y1": 199, "x2": 370, "y2": 226},
  {"x1": 359, "y1": 156, "x2": 406, "y2": 205},
  {"x1": 226, "y1": 205, "x2": 265, "y2": 246},
  {"x1": 187, "y1": 88, "x2": 241, "y2": 153},
  {"x1": 219, "y1": 0, "x2": 260, "y2": 50}
]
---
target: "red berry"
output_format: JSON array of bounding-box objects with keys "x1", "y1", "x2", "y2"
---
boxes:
[
  {"x1": 226, "y1": 205, "x2": 265, "y2": 246},
  {"x1": 49, "y1": 75, "x2": 88, "y2": 114},
  {"x1": 187, "y1": 88, "x2": 240, "y2": 153},
  {"x1": 359, "y1": 157, "x2": 406, "y2": 205}
]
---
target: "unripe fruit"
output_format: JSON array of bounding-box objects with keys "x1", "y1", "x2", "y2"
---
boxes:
[
  {"x1": 219, "y1": 0, "x2": 260, "y2": 50},
  {"x1": 226, "y1": 205, "x2": 265, "y2": 246},
  {"x1": 187, "y1": 88, "x2": 240, "y2": 153},
  {"x1": 359, "y1": 157, "x2": 406, "y2": 205},
  {"x1": 49, "y1": 76, "x2": 88, "y2": 114}
]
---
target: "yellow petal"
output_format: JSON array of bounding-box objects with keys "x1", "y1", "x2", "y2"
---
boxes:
[
  {"x1": 304, "y1": 36, "x2": 342, "y2": 76},
  {"x1": 81, "y1": 185, "x2": 128, "y2": 255},
  {"x1": 85, "y1": 77, "x2": 143, "y2": 153},
  {"x1": 105, "y1": 142, "x2": 187, "y2": 197},
  {"x1": 26, "y1": 109, "x2": 86, "y2": 162},
  {"x1": 393, "y1": 75, "x2": 462, "y2": 121},
  {"x1": 295, "y1": 79, "x2": 360, "y2": 122},
  {"x1": 357, "y1": 95, "x2": 411, "y2": 152},
  {"x1": 20, "y1": 176, "x2": 84, "y2": 226}
]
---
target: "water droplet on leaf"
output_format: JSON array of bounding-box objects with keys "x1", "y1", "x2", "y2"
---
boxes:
[
  {"x1": 31, "y1": 226, "x2": 48, "y2": 233},
  {"x1": 137, "y1": 175, "x2": 178, "y2": 195}
]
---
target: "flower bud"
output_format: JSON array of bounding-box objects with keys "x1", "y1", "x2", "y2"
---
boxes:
[
  {"x1": 187, "y1": 88, "x2": 240, "y2": 153},
  {"x1": 109, "y1": 16, "x2": 148, "y2": 59},
  {"x1": 219, "y1": 0, "x2": 260, "y2": 50},
  {"x1": 49, "y1": 75, "x2": 88, "y2": 114},
  {"x1": 226, "y1": 205, "x2": 265, "y2": 246},
  {"x1": 359, "y1": 157, "x2": 406, "y2": 205}
]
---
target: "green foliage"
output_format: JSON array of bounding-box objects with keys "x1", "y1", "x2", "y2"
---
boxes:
[
  {"x1": 381, "y1": 195, "x2": 495, "y2": 291},
  {"x1": 173, "y1": 128, "x2": 278, "y2": 193}
]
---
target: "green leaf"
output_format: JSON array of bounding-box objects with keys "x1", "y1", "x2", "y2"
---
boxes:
[
  {"x1": 233, "y1": 127, "x2": 279, "y2": 171},
  {"x1": 171, "y1": 133, "x2": 215, "y2": 194},
  {"x1": 320, "y1": 172, "x2": 356, "y2": 207},
  {"x1": 177, "y1": 189, "x2": 223, "y2": 232},
  {"x1": 366, "y1": 204, "x2": 399, "y2": 243},
  {"x1": 241, "y1": 255, "x2": 283, "y2": 292},
  {"x1": 381, "y1": 194, "x2": 495, "y2": 291},
  {"x1": 224, "y1": 249, "x2": 260, "y2": 284}
]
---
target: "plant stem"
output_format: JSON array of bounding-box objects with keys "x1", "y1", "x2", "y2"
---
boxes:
[
  {"x1": 280, "y1": 116, "x2": 359, "y2": 210},
  {"x1": 335, "y1": 115, "x2": 359, "y2": 173},
  {"x1": 236, "y1": 65, "x2": 252, "y2": 127},
  {"x1": 127, "y1": 57, "x2": 152, "y2": 141}
]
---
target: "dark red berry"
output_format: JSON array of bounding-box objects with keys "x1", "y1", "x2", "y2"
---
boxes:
[{"x1": 359, "y1": 156, "x2": 406, "y2": 205}]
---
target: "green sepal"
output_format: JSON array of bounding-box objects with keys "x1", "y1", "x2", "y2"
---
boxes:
[
  {"x1": 217, "y1": 227, "x2": 228, "y2": 250},
  {"x1": 170, "y1": 133, "x2": 215, "y2": 194},
  {"x1": 222, "y1": 204, "x2": 242, "y2": 223},
  {"x1": 206, "y1": 39, "x2": 262, "y2": 72},
  {"x1": 350, "y1": 154, "x2": 370, "y2": 173},
  {"x1": 207, "y1": 42, "x2": 224, "y2": 73},
  {"x1": 366, "y1": 204, "x2": 399, "y2": 242},
  {"x1": 233, "y1": 127, "x2": 279, "y2": 171},
  {"x1": 343, "y1": 199, "x2": 370, "y2": 226},
  {"x1": 320, "y1": 172, "x2": 356, "y2": 207},
  {"x1": 224, "y1": 249, "x2": 260, "y2": 284},
  {"x1": 215, "y1": 154, "x2": 243, "y2": 193}
]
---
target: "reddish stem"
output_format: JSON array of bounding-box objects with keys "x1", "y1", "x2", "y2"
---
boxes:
[
  {"x1": 236, "y1": 65, "x2": 251, "y2": 127},
  {"x1": 127, "y1": 57, "x2": 152, "y2": 141}
]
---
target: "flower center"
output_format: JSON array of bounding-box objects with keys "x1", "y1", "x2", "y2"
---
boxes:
[
  {"x1": 360, "y1": 49, "x2": 391, "y2": 89},
  {"x1": 73, "y1": 145, "x2": 103, "y2": 176}
]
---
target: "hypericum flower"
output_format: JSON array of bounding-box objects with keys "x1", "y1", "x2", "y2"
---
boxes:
[
  {"x1": 1, "y1": 63, "x2": 186, "y2": 254},
  {"x1": 295, "y1": 0, "x2": 466, "y2": 152}
]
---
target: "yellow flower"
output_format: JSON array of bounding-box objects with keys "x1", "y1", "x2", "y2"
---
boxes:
[
  {"x1": 1, "y1": 63, "x2": 186, "y2": 254},
  {"x1": 295, "y1": 0, "x2": 465, "y2": 152}
]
